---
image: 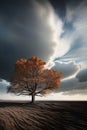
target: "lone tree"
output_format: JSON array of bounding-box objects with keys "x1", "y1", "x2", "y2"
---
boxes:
[{"x1": 8, "y1": 56, "x2": 62, "y2": 103}]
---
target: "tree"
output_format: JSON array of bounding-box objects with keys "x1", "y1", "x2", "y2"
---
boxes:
[{"x1": 8, "y1": 56, "x2": 62, "y2": 103}]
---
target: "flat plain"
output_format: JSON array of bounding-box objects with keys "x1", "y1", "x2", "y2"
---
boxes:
[{"x1": 0, "y1": 101, "x2": 87, "y2": 130}]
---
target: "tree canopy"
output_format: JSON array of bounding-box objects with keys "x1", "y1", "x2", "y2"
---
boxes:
[{"x1": 8, "y1": 56, "x2": 62, "y2": 103}]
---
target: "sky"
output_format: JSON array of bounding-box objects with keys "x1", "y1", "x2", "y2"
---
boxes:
[{"x1": 0, "y1": 0, "x2": 87, "y2": 100}]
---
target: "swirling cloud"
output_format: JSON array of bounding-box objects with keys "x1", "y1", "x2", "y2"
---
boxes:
[
  {"x1": 0, "y1": 0, "x2": 87, "y2": 100},
  {"x1": 0, "y1": 0, "x2": 63, "y2": 79}
]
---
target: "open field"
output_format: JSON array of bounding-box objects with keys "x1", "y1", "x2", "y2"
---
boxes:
[{"x1": 0, "y1": 101, "x2": 87, "y2": 130}]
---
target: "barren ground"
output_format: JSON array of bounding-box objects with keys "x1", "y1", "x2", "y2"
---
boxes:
[{"x1": 0, "y1": 101, "x2": 87, "y2": 130}]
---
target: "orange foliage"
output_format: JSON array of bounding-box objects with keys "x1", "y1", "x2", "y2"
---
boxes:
[{"x1": 8, "y1": 56, "x2": 62, "y2": 98}]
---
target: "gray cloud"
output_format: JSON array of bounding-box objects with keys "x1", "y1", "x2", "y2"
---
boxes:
[
  {"x1": 76, "y1": 69, "x2": 87, "y2": 82},
  {"x1": 52, "y1": 61, "x2": 80, "y2": 79},
  {"x1": 56, "y1": 77, "x2": 87, "y2": 96},
  {"x1": 62, "y1": 81, "x2": 87, "y2": 95},
  {"x1": 0, "y1": 0, "x2": 57, "y2": 80},
  {"x1": 57, "y1": 78, "x2": 78, "y2": 92}
]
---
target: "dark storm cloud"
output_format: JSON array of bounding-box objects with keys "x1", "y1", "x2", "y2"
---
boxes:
[
  {"x1": 76, "y1": 69, "x2": 87, "y2": 82},
  {"x1": 49, "y1": 0, "x2": 83, "y2": 18},
  {"x1": 0, "y1": 0, "x2": 56, "y2": 80},
  {"x1": 49, "y1": 0, "x2": 66, "y2": 18}
]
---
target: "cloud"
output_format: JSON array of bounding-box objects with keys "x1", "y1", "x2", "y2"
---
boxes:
[
  {"x1": 47, "y1": 1, "x2": 87, "y2": 70},
  {"x1": 62, "y1": 82, "x2": 87, "y2": 95},
  {"x1": 52, "y1": 61, "x2": 80, "y2": 79},
  {"x1": 76, "y1": 69, "x2": 87, "y2": 82},
  {"x1": 0, "y1": 0, "x2": 87, "y2": 99},
  {"x1": 0, "y1": 79, "x2": 9, "y2": 93},
  {"x1": 0, "y1": 79, "x2": 30, "y2": 100},
  {"x1": 64, "y1": 0, "x2": 87, "y2": 60},
  {"x1": 48, "y1": 0, "x2": 87, "y2": 84},
  {"x1": 57, "y1": 78, "x2": 78, "y2": 92},
  {"x1": 56, "y1": 77, "x2": 87, "y2": 96},
  {"x1": 50, "y1": 0, "x2": 87, "y2": 63},
  {"x1": 0, "y1": 0, "x2": 63, "y2": 79}
]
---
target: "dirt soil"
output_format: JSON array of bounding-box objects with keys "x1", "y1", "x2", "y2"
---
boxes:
[{"x1": 0, "y1": 101, "x2": 87, "y2": 130}]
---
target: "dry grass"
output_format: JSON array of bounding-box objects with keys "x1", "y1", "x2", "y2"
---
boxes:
[{"x1": 0, "y1": 101, "x2": 87, "y2": 130}]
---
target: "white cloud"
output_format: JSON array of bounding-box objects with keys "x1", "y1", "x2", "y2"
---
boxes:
[
  {"x1": 47, "y1": 0, "x2": 87, "y2": 81},
  {"x1": 65, "y1": 0, "x2": 87, "y2": 59},
  {"x1": 0, "y1": 79, "x2": 10, "y2": 92},
  {"x1": 46, "y1": 2, "x2": 87, "y2": 68}
]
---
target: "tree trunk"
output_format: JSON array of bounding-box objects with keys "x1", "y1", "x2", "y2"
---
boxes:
[{"x1": 31, "y1": 93, "x2": 35, "y2": 103}]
